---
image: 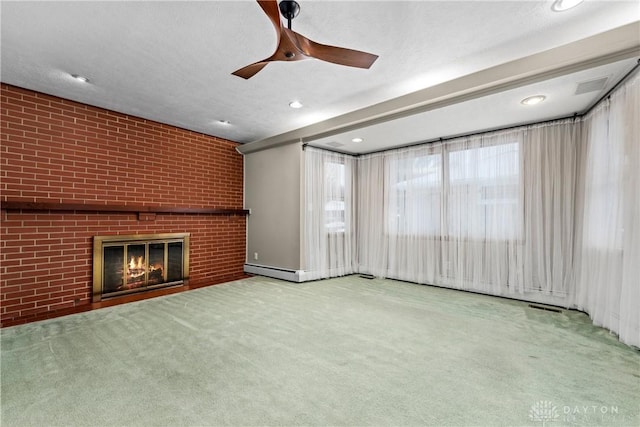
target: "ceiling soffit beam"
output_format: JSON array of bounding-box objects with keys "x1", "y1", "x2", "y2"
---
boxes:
[{"x1": 237, "y1": 22, "x2": 640, "y2": 155}]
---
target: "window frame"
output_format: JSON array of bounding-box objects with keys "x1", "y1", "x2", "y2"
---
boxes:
[{"x1": 385, "y1": 139, "x2": 522, "y2": 241}]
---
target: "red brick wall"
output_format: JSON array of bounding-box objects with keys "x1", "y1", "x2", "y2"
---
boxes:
[{"x1": 1, "y1": 84, "x2": 246, "y2": 325}]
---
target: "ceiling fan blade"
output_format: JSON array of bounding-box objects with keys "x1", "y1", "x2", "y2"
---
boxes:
[
  {"x1": 258, "y1": 0, "x2": 283, "y2": 33},
  {"x1": 232, "y1": 61, "x2": 270, "y2": 79},
  {"x1": 231, "y1": 1, "x2": 283, "y2": 79},
  {"x1": 292, "y1": 32, "x2": 378, "y2": 69}
]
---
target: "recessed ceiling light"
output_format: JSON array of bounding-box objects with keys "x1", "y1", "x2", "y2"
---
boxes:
[
  {"x1": 71, "y1": 74, "x2": 89, "y2": 83},
  {"x1": 351, "y1": 137, "x2": 364, "y2": 143},
  {"x1": 551, "y1": 0, "x2": 584, "y2": 12},
  {"x1": 289, "y1": 101, "x2": 303, "y2": 109},
  {"x1": 521, "y1": 95, "x2": 546, "y2": 106},
  {"x1": 218, "y1": 120, "x2": 231, "y2": 125}
]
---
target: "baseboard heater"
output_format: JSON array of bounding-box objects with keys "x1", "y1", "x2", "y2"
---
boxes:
[
  {"x1": 528, "y1": 303, "x2": 563, "y2": 313},
  {"x1": 244, "y1": 263, "x2": 304, "y2": 282}
]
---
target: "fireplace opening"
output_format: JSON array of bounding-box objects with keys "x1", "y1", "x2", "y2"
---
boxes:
[{"x1": 93, "y1": 233, "x2": 189, "y2": 302}]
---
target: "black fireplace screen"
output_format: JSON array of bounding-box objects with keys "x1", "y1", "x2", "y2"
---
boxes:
[{"x1": 93, "y1": 233, "x2": 189, "y2": 301}]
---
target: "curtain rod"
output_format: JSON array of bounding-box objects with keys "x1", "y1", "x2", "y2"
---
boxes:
[
  {"x1": 305, "y1": 60, "x2": 640, "y2": 158},
  {"x1": 302, "y1": 143, "x2": 357, "y2": 157},
  {"x1": 357, "y1": 114, "x2": 581, "y2": 157},
  {"x1": 306, "y1": 113, "x2": 578, "y2": 158}
]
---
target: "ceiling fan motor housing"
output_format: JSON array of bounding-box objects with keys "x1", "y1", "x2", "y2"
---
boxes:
[
  {"x1": 279, "y1": 1, "x2": 300, "y2": 19},
  {"x1": 279, "y1": 0, "x2": 300, "y2": 28}
]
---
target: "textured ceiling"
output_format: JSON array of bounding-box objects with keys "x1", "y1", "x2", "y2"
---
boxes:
[{"x1": 1, "y1": 1, "x2": 639, "y2": 153}]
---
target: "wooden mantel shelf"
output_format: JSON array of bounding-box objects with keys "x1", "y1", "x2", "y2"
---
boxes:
[{"x1": 0, "y1": 201, "x2": 250, "y2": 215}]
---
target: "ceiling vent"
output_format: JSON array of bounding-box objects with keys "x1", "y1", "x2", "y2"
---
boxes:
[
  {"x1": 575, "y1": 77, "x2": 609, "y2": 95},
  {"x1": 326, "y1": 141, "x2": 344, "y2": 148}
]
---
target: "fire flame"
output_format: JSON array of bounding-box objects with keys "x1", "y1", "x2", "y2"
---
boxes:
[
  {"x1": 128, "y1": 255, "x2": 146, "y2": 281},
  {"x1": 125, "y1": 255, "x2": 163, "y2": 287},
  {"x1": 129, "y1": 256, "x2": 144, "y2": 270}
]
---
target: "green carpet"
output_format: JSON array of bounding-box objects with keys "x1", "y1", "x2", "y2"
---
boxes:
[{"x1": 1, "y1": 276, "x2": 639, "y2": 426}]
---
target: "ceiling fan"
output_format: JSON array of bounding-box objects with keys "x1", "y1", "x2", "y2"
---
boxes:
[{"x1": 232, "y1": 0, "x2": 379, "y2": 79}]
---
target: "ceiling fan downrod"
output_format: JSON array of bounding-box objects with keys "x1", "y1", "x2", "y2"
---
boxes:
[{"x1": 279, "y1": 0, "x2": 300, "y2": 30}]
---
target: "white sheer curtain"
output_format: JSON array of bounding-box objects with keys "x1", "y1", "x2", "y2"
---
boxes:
[
  {"x1": 304, "y1": 147, "x2": 356, "y2": 280},
  {"x1": 356, "y1": 125, "x2": 578, "y2": 304},
  {"x1": 356, "y1": 152, "x2": 386, "y2": 277},
  {"x1": 442, "y1": 133, "x2": 522, "y2": 296},
  {"x1": 575, "y1": 72, "x2": 640, "y2": 347},
  {"x1": 303, "y1": 71, "x2": 639, "y2": 347},
  {"x1": 384, "y1": 143, "x2": 443, "y2": 285},
  {"x1": 522, "y1": 121, "x2": 581, "y2": 298}
]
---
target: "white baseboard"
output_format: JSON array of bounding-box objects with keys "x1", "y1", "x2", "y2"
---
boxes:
[{"x1": 244, "y1": 263, "x2": 304, "y2": 282}]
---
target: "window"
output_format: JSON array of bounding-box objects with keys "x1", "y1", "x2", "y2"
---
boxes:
[
  {"x1": 388, "y1": 152, "x2": 442, "y2": 236},
  {"x1": 583, "y1": 118, "x2": 624, "y2": 249},
  {"x1": 325, "y1": 161, "x2": 346, "y2": 233},
  {"x1": 448, "y1": 142, "x2": 520, "y2": 239},
  {"x1": 385, "y1": 141, "x2": 520, "y2": 239}
]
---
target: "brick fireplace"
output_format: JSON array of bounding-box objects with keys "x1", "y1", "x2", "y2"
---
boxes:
[
  {"x1": 0, "y1": 84, "x2": 248, "y2": 326},
  {"x1": 93, "y1": 233, "x2": 190, "y2": 302}
]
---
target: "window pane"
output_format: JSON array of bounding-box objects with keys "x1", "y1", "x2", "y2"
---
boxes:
[
  {"x1": 583, "y1": 123, "x2": 624, "y2": 248},
  {"x1": 388, "y1": 153, "x2": 442, "y2": 235},
  {"x1": 167, "y1": 242, "x2": 183, "y2": 282},
  {"x1": 325, "y1": 162, "x2": 346, "y2": 232},
  {"x1": 448, "y1": 142, "x2": 519, "y2": 239}
]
